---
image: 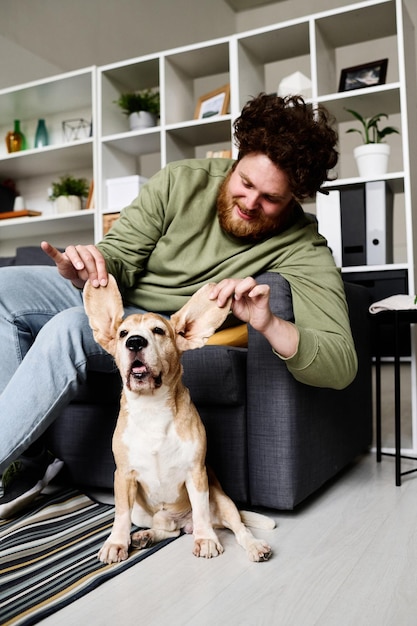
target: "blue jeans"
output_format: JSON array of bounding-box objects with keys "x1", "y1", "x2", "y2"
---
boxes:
[{"x1": 0, "y1": 266, "x2": 137, "y2": 472}]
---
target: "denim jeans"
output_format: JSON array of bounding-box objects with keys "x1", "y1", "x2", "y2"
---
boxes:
[{"x1": 0, "y1": 266, "x2": 126, "y2": 472}]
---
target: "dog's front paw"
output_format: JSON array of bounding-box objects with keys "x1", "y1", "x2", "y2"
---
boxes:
[
  {"x1": 98, "y1": 541, "x2": 129, "y2": 564},
  {"x1": 246, "y1": 539, "x2": 272, "y2": 562},
  {"x1": 131, "y1": 529, "x2": 155, "y2": 549},
  {"x1": 193, "y1": 538, "x2": 224, "y2": 559}
]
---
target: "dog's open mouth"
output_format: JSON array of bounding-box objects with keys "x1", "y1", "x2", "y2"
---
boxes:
[
  {"x1": 131, "y1": 359, "x2": 149, "y2": 380},
  {"x1": 128, "y1": 360, "x2": 162, "y2": 389}
]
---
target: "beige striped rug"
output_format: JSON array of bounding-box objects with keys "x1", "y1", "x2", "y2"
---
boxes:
[{"x1": 0, "y1": 488, "x2": 177, "y2": 625}]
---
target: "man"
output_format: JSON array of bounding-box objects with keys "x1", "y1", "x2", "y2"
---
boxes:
[{"x1": 0, "y1": 94, "x2": 356, "y2": 517}]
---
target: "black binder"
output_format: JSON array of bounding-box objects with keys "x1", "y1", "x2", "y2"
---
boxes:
[{"x1": 340, "y1": 184, "x2": 366, "y2": 266}]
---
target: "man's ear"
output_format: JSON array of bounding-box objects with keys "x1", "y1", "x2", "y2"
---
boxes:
[
  {"x1": 83, "y1": 274, "x2": 124, "y2": 355},
  {"x1": 170, "y1": 283, "x2": 232, "y2": 352}
]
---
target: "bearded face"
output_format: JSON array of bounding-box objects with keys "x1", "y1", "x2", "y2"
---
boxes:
[{"x1": 216, "y1": 156, "x2": 294, "y2": 242}]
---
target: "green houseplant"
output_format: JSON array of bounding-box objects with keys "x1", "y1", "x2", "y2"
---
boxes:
[
  {"x1": 345, "y1": 109, "x2": 399, "y2": 144},
  {"x1": 115, "y1": 88, "x2": 160, "y2": 130},
  {"x1": 345, "y1": 108, "x2": 400, "y2": 177},
  {"x1": 49, "y1": 175, "x2": 89, "y2": 213}
]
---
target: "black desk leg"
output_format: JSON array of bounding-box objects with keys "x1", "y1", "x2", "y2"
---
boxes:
[
  {"x1": 394, "y1": 311, "x2": 401, "y2": 486},
  {"x1": 375, "y1": 321, "x2": 382, "y2": 463}
]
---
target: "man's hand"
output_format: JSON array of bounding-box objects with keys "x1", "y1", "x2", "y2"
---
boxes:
[
  {"x1": 209, "y1": 277, "x2": 274, "y2": 333},
  {"x1": 41, "y1": 241, "x2": 108, "y2": 289},
  {"x1": 209, "y1": 277, "x2": 299, "y2": 359}
]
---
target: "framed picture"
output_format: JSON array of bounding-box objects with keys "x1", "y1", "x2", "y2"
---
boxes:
[
  {"x1": 338, "y1": 59, "x2": 388, "y2": 92},
  {"x1": 194, "y1": 84, "x2": 230, "y2": 120}
]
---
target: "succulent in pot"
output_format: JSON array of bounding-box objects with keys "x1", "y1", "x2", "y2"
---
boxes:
[
  {"x1": 49, "y1": 175, "x2": 89, "y2": 213},
  {"x1": 115, "y1": 88, "x2": 160, "y2": 130}
]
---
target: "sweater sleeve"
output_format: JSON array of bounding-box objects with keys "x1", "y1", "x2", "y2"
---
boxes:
[
  {"x1": 283, "y1": 302, "x2": 358, "y2": 390},
  {"x1": 273, "y1": 231, "x2": 358, "y2": 389}
]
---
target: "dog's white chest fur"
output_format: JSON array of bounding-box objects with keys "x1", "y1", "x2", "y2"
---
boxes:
[{"x1": 122, "y1": 391, "x2": 196, "y2": 506}]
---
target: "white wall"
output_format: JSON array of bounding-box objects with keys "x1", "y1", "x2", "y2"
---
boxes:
[
  {"x1": 0, "y1": 34, "x2": 61, "y2": 88},
  {"x1": 1, "y1": 0, "x2": 416, "y2": 90},
  {"x1": 234, "y1": 0, "x2": 358, "y2": 29},
  {"x1": 0, "y1": 0, "x2": 236, "y2": 88}
]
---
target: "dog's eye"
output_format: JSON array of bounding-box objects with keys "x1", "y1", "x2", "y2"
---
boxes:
[
  {"x1": 152, "y1": 327, "x2": 165, "y2": 336},
  {"x1": 119, "y1": 329, "x2": 128, "y2": 338}
]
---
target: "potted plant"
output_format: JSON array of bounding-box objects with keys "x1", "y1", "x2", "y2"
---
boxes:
[
  {"x1": 345, "y1": 108, "x2": 400, "y2": 177},
  {"x1": 49, "y1": 175, "x2": 89, "y2": 214},
  {"x1": 115, "y1": 88, "x2": 160, "y2": 130}
]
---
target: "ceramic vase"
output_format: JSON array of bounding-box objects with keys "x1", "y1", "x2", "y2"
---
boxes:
[
  {"x1": 128, "y1": 111, "x2": 156, "y2": 130},
  {"x1": 55, "y1": 195, "x2": 82, "y2": 214}
]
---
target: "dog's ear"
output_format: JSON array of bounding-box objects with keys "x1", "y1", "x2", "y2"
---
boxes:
[
  {"x1": 83, "y1": 274, "x2": 124, "y2": 355},
  {"x1": 170, "y1": 283, "x2": 232, "y2": 352}
]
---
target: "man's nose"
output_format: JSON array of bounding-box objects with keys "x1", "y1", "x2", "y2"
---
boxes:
[{"x1": 244, "y1": 190, "x2": 261, "y2": 210}]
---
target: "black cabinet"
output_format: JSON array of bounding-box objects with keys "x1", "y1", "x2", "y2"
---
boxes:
[{"x1": 343, "y1": 269, "x2": 410, "y2": 357}]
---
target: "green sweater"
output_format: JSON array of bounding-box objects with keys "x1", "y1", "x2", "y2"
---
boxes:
[{"x1": 97, "y1": 158, "x2": 357, "y2": 389}]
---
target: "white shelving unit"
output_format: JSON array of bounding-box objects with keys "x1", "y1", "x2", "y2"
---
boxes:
[
  {"x1": 0, "y1": 67, "x2": 96, "y2": 254},
  {"x1": 0, "y1": 0, "x2": 416, "y2": 450}
]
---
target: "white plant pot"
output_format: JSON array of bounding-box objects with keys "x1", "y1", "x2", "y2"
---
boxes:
[
  {"x1": 353, "y1": 143, "x2": 391, "y2": 178},
  {"x1": 55, "y1": 195, "x2": 82, "y2": 214},
  {"x1": 129, "y1": 111, "x2": 157, "y2": 130}
]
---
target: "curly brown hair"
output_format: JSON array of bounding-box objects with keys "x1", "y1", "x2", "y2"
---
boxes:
[{"x1": 233, "y1": 94, "x2": 338, "y2": 200}]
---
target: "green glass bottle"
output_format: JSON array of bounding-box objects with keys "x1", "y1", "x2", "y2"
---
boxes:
[{"x1": 5, "y1": 120, "x2": 26, "y2": 153}]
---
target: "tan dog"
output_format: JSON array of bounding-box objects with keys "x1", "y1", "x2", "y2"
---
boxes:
[{"x1": 83, "y1": 275, "x2": 274, "y2": 563}]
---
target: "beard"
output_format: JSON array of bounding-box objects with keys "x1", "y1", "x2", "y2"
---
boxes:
[{"x1": 216, "y1": 172, "x2": 292, "y2": 243}]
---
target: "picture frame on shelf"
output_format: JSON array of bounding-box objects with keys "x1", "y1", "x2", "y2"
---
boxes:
[
  {"x1": 338, "y1": 59, "x2": 388, "y2": 92},
  {"x1": 194, "y1": 84, "x2": 230, "y2": 120}
]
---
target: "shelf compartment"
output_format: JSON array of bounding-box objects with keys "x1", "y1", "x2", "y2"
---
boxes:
[
  {"x1": 315, "y1": 1, "x2": 397, "y2": 50},
  {"x1": 100, "y1": 57, "x2": 160, "y2": 137},
  {"x1": 314, "y1": 1, "x2": 398, "y2": 97},
  {"x1": 237, "y1": 21, "x2": 310, "y2": 107},
  {"x1": 165, "y1": 117, "x2": 232, "y2": 162},
  {"x1": 166, "y1": 117, "x2": 231, "y2": 144},
  {"x1": 0, "y1": 68, "x2": 94, "y2": 160},
  {"x1": 0, "y1": 68, "x2": 94, "y2": 124},
  {"x1": 164, "y1": 41, "x2": 230, "y2": 125}
]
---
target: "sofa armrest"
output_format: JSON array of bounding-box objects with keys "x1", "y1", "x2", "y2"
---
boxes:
[
  {"x1": 0, "y1": 246, "x2": 58, "y2": 267},
  {"x1": 246, "y1": 271, "x2": 372, "y2": 509}
]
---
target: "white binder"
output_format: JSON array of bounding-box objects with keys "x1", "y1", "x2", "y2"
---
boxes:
[
  {"x1": 316, "y1": 190, "x2": 342, "y2": 267},
  {"x1": 365, "y1": 181, "x2": 393, "y2": 265}
]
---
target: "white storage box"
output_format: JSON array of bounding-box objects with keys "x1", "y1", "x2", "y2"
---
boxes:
[{"x1": 106, "y1": 175, "x2": 148, "y2": 212}]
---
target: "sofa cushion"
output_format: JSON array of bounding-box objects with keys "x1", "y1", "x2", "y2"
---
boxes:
[
  {"x1": 15, "y1": 246, "x2": 57, "y2": 266},
  {"x1": 46, "y1": 402, "x2": 118, "y2": 489},
  {"x1": 182, "y1": 345, "x2": 247, "y2": 406},
  {"x1": 71, "y1": 371, "x2": 122, "y2": 404}
]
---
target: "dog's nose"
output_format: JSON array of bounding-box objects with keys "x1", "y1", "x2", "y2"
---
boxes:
[{"x1": 126, "y1": 335, "x2": 148, "y2": 352}]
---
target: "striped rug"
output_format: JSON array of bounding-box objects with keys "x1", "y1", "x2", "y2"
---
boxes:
[{"x1": 0, "y1": 488, "x2": 177, "y2": 625}]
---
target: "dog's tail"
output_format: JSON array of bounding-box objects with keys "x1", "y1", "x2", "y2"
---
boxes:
[{"x1": 239, "y1": 510, "x2": 276, "y2": 530}]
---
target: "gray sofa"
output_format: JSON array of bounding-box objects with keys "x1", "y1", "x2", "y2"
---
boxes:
[{"x1": 0, "y1": 246, "x2": 372, "y2": 510}]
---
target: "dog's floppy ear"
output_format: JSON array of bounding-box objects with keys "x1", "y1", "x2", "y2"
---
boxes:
[
  {"x1": 170, "y1": 283, "x2": 232, "y2": 352},
  {"x1": 83, "y1": 274, "x2": 124, "y2": 355}
]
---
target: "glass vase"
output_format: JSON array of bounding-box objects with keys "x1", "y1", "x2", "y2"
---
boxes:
[{"x1": 34, "y1": 118, "x2": 49, "y2": 148}]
